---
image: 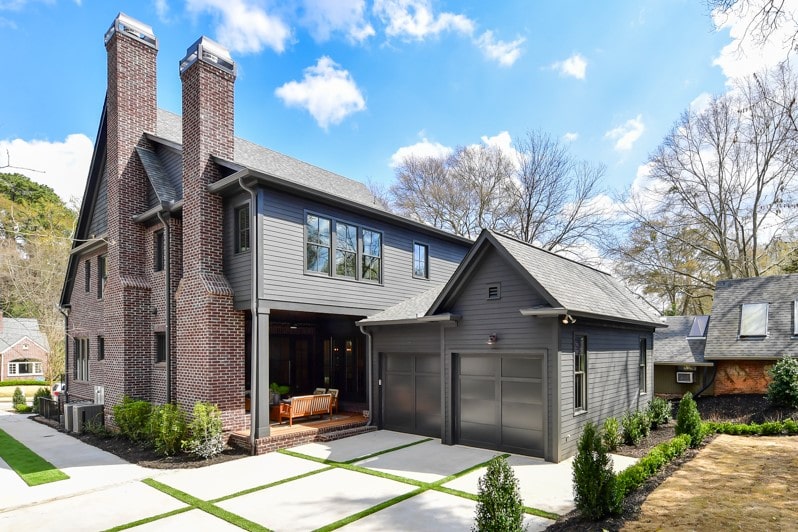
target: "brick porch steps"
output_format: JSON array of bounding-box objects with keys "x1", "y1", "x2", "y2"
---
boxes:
[{"x1": 229, "y1": 412, "x2": 374, "y2": 455}]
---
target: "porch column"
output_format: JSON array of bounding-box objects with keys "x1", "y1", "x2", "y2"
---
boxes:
[{"x1": 252, "y1": 306, "x2": 271, "y2": 439}]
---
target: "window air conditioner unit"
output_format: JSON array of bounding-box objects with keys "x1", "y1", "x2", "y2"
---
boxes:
[{"x1": 676, "y1": 371, "x2": 694, "y2": 384}]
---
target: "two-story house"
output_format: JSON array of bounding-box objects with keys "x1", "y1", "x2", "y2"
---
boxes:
[
  {"x1": 0, "y1": 310, "x2": 50, "y2": 382},
  {"x1": 59, "y1": 14, "x2": 471, "y2": 453}
]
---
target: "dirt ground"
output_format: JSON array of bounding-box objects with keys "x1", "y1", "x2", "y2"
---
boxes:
[{"x1": 623, "y1": 434, "x2": 798, "y2": 531}]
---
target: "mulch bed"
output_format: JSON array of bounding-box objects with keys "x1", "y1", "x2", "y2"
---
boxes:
[
  {"x1": 547, "y1": 394, "x2": 798, "y2": 531},
  {"x1": 33, "y1": 415, "x2": 248, "y2": 469}
]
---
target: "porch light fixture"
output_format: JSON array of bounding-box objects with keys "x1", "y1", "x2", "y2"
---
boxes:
[
  {"x1": 487, "y1": 333, "x2": 499, "y2": 345},
  {"x1": 562, "y1": 314, "x2": 576, "y2": 325}
]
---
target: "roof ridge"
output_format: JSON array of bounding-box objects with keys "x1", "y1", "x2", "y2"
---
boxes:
[{"x1": 487, "y1": 230, "x2": 612, "y2": 276}]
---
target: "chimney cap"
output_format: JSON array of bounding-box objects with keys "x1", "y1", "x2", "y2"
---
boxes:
[
  {"x1": 105, "y1": 13, "x2": 157, "y2": 48},
  {"x1": 180, "y1": 36, "x2": 236, "y2": 76}
]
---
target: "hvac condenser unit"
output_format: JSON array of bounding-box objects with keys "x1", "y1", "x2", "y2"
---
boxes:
[
  {"x1": 70, "y1": 404, "x2": 104, "y2": 434},
  {"x1": 676, "y1": 371, "x2": 695, "y2": 384}
]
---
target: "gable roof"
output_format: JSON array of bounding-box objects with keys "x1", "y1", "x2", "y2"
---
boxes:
[
  {"x1": 653, "y1": 316, "x2": 711, "y2": 366},
  {"x1": 361, "y1": 230, "x2": 663, "y2": 328},
  {"x1": 704, "y1": 274, "x2": 798, "y2": 360},
  {"x1": 0, "y1": 316, "x2": 50, "y2": 354}
]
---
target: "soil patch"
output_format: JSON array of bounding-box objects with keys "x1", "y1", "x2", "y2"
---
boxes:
[
  {"x1": 547, "y1": 394, "x2": 798, "y2": 531},
  {"x1": 33, "y1": 415, "x2": 248, "y2": 469}
]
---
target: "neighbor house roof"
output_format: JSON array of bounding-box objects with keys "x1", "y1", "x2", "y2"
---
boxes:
[
  {"x1": 360, "y1": 230, "x2": 664, "y2": 328},
  {"x1": 0, "y1": 316, "x2": 50, "y2": 354},
  {"x1": 704, "y1": 274, "x2": 798, "y2": 360},
  {"x1": 653, "y1": 315, "x2": 711, "y2": 366}
]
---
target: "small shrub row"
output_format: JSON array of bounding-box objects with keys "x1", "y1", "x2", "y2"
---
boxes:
[
  {"x1": 601, "y1": 416, "x2": 623, "y2": 451},
  {"x1": 706, "y1": 418, "x2": 798, "y2": 436},
  {"x1": 0, "y1": 380, "x2": 52, "y2": 387},
  {"x1": 648, "y1": 397, "x2": 671, "y2": 428},
  {"x1": 675, "y1": 392, "x2": 704, "y2": 447},
  {"x1": 614, "y1": 434, "x2": 691, "y2": 498},
  {"x1": 573, "y1": 422, "x2": 621, "y2": 520},
  {"x1": 112, "y1": 396, "x2": 224, "y2": 458},
  {"x1": 621, "y1": 409, "x2": 651, "y2": 446}
]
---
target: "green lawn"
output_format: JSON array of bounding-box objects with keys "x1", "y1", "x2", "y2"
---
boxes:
[{"x1": 0, "y1": 427, "x2": 69, "y2": 486}]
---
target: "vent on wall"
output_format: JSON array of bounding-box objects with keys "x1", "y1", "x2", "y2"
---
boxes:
[
  {"x1": 487, "y1": 284, "x2": 501, "y2": 300},
  {"x1": 676, "y1": 371, "x2": 694, "y2": 384}
]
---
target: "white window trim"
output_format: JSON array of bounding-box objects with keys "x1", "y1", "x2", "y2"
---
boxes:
[
  {"x1": 8, "y1": 361, "x2": 43, "y2": 376},
  {"x1": 739, "y1": 302, "x2": 769, "y2": 338}
]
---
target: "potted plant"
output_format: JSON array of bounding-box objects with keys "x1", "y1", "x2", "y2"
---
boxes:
[{"x1": 269, "y1": 383, "x2": 290, "y2": 405}]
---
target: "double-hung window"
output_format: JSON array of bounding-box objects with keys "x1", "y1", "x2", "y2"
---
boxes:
[
  {"x1": 306, "y1": 214, "x2": 331, "y2": 274},
  {"x1": 97, "y1": 336, "x2": 105, "y2": 361},
  {"x1": 154, "y1": 230, "x2": 165, "y2": 271},
  {"x1": 574, "y1": 335, "x2": 587, "y2": 412},
  {"x1": 362, "y1": 229, "x2": 382, "y2": 282},
  {"x1": 234, "y1": 204, "x2": 250, "y2": 253},
  {"x1": 335, "y1": 222, "x2": 357, "y2": 278},
  {"x1": 8, "y1": 361, "x2": 43, "y2": 376},
  {"x1": 639, "y1": 338, "x2": 648, "y2": 394},
  {"x1": 75, "y1": 338, "x2": 89, "y2": 381},
  {"x1": 413, "y1": 242, "x2": 429, "y2": 279},
  {"x1": 155, "y1": 333, "x2": 166, "y2": 363},
  {"x1": 97, "y1": 254, "x2": 107, "y2": 299},
  {"x1": 85, "y1": 260, "x2": 91, "y2": 292}
]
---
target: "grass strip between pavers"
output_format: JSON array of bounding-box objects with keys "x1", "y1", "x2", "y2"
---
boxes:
[
  {"x1": 210, "y1": 465, "x2": 335, "y2": 503},
  {"x1": 0, "y1": 427, "x2": 69, "y2": 486},
  {"x1": 103, "y1": 507, "x2": 193, "y2": 531},
  {"x1": 342, "y1": 437, "x2": 434, "y2": 464},
  {"x1": 142, "y1": 478, "x2": 271, "y2": 532}
]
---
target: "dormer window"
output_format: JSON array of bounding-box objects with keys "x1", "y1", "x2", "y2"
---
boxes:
[
  {"x1": 794, "y1": 301, "x2": 797, "y2": 336},
  {"x1": 740, "y1": 302, "x2": 768, "y2": 337},
  {"x1": 687, "y1": 315, "x2": 709, "y2": 338}
]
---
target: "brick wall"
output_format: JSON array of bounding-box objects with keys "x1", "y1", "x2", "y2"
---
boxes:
[{"x1": 714, "y1": 360, "x2": 775, "y2": 395}]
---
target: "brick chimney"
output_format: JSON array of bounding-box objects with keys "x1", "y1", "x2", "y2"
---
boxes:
[
  {"x1": 103, "y1": 13, "x2": 157, "y2": 405},
  {"x1": 176, "y1": 37, "x2": 246, "y2": 430}
]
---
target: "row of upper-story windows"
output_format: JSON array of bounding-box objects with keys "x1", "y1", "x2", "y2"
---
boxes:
[
  {"x1": 84, "y1": 255, "x2": 107, "y2": 299},
  {"x1": 72, "y1": 334, "x2": 167, "y2": 382}
]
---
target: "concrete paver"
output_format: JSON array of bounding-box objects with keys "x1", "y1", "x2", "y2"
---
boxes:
[
  {"x1": 217, "y1": 467, "x2": 416, "y2": 531},
  {"x1": 128, "y1": 509, "x2": 243, "y2": 531},
  {"x1": 156, "y1": 451, "x2": 327, "y2": 501},
  {"x1": 0, "y1": 480, "x2": 186, "y2": 532},
  {"x1": 289, "y1": 430, "x2": 427, "y2": 462}
]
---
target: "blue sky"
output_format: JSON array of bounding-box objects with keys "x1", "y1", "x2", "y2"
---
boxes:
[{"x1": 0, "y1": 0, "x2": 790, "y2": 205}]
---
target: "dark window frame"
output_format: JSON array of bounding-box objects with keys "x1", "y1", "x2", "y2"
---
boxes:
[
  {"x1": 155, "y1": 332, "x2": 166, "y2": 364},
  {"x1": 74, "y1": 338, "x2": 89, "y2": 381},
  {"x1": 639, "y1": 337, "x2": 648, "y2": 394},
  {"x1": 85, "y1": 260, "x2": 91, "y2": 292},
  {"x1": 234, "y1": 204, "x2": 251, "y2": 254},
  {"x1": 154, "y1": 230, "x2": 165, "y2": 272},
  {"x1": 97, "y1": 336, "x2": 105, "y2": 361},
  {"x1": 305, "y1": 212, "x2": 332, "y2": 275},
  {"x1": 574, "y1": 334, "x2": 587, "y2": 413},
  {"x1": 97, "y1": 254, "x2": 107, "y2": 299},
  {"x1": 412, "y1": 241, "x2": 429, "y2": 279},
  {"x1": 335, "y1": 221, "x2": 358, "y2": 279},
  {"x1": 361, "y1": 227, "x2": 383, "y2": 283}
]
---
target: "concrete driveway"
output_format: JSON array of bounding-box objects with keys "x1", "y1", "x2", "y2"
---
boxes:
[{"x1": 0, "y1": 411, "x2": 637, "y2": 531}]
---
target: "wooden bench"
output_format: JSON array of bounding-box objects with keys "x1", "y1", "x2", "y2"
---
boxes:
[{"x1": 279, "y1": 394, "x2": 333, "y2": 426}]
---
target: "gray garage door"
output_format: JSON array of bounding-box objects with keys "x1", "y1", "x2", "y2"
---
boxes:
[
  {"x1": 457, "y1": 354, "x2": 544, "y2": 457},
  {"x1": 383, "y1": 353, "x2": 441, "y2": 437}
]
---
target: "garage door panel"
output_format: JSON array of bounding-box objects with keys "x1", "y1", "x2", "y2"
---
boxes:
[
  {"x1": 501, "y1": 380, "x2": 541, "y2": 404},
  {"x1": 386, "y1": 355, "x2": 412, "y2": 372},
  {"x1": 460, "y1": 398, "x2": 498, "y2": 426},
  {"x1": 460, "y1": 421, "x2": 500, "y2": 447},
  {"x1": 415, "y1": 354, "x2": 441, "y2": 374},
  {"x1": 460, "y1": 357, "x2": 497, "y2": 377},
  {"x1": 415, "y1": 375, "x2": 441, "y2": 417},
  {"x1": 502, "y1": 358, "x2": 541, "y2": 379},
  {"x1": 502, "y1": 402, "x2": 543, "y2": 431},
  {"x1": 460, "y1": 377, "x2": 495, "y2": 401},
  {"x1": 502, "y1": 426, "x2": 543, "y2": 453},
  {"x1": 383, "y1": 353, "x2": 441, "y2": 438},
  {"x1": 384, "y1": 373, "x2": 413, "y2": 429}
]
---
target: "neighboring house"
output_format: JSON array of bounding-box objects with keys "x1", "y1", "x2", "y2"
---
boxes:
[
  {"x1": 59, "y1": 14, "x2": 471, "y2": 449},
  {"x1": 704, "y1": 275, "x2": 798, "y2": 395},
  {"x1": 358, "y1": 230, "x2": 663, "y2": 462},
  {"x1": 0, "y1": 310, "x2": 50, "y2": 382},
  {"x1": 653, "y1": 316, "x2": 714, "y2": 396}
]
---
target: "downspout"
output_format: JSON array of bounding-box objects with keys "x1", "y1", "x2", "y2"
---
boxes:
[
  {"x1": 357, "y1": 325, "x2": 375, "y2": 426},
  {"x1": 156, "y1": 205, "x2": 172, "y2": 404},
  {"x1": 694, "y1": 364, "x2": 717, "y2": 398},
  {"x1": 238, "y1": 176, "x2": 260, "y2": 454},
  {"x1": 58, "y1": 307, "x2": 70, "y2": 404}
]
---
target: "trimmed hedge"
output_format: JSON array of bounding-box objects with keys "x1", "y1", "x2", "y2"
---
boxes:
[
  {"x1": 0, "y1": 380, "x2": 51, "y2": 387},
  {"x1": 706, "y1": 419, "x2": 798, "y2": 436},
  {"x1": 615, "y1": 434, "x2": 691, "y2": 498}
]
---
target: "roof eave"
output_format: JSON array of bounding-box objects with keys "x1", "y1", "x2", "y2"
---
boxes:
[{"x1": 357, "y1": 313, "x2": 461, "y2": 327}]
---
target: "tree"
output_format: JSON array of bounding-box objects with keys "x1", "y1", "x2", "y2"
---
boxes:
[
  {"x1": 0, "y1": 172, "x2": 76, "y2": 381},
  {"x1": 708, "y1": 0, "x2": 798, "y2": 52},
  {"x1": 473, "y1": 455, "x2": 524, "y2": 532},
  {"x1": 388, "y1": 131, "x2": 610, "y2": 258},
  {"x1": 611, "y1": 64, "x2": 798, "y2": 306}
]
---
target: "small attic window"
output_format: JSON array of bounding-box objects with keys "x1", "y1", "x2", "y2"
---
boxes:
[
  {"x1": 22, "y1": 343, "x2": 29, "y2": 350},
  {"x1": 687, "y1": 316, "x2": 709, "y2": 338},
  {"x1": 487, "y1": 284, "x2": 501, "y2": 300},
  {"x1": 740, "y1": 302, "x2": 768, "y2": 337}
]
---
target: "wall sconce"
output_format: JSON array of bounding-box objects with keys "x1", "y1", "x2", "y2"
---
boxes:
[
  {"x1": 487, "y1": 333, "x2": 499, "y2": 345},
  {"x1": 561, "y1": 314, "x2": 576, "y2": 325}
]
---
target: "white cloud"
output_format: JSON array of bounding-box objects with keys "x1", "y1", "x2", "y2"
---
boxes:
[
  {"x1": 604, "y1": 114, "x2": 645, "y2": 152},
  {"x1": 563, "y1": 132, "x2": 579, "y2": 142},
  {"x1": 390, "y1": 137, "x2": 452, "y2": 167},
  {"x1": 373, "y1": 0, "x2": 474, "y2": 40},
  {"x1": 712, "y1": 0, "x2": 798, "y2": 80},
  {"x1": 301, "y1": 0, "x2": 375, "y2": 43},
  {"x1": 689, "y1": 92, "x2": 713, "y2": 115},
  {"x1": 275, "y1": 56, "x2": 366, "y2": 130},
  {"x1": 186, "y1": 0, "x2": 291, "y2": 54},
  {"x1": 154, "y1": 0, "x2": 170, "y2": 22},
  {"x1": 479, "y1": 131, "x2": 515, "y2": 155},
  {"x1": 0, "y1": 134, "x2": 93, "y2": 206},
  {"x1": 552, "y1": 53, "x2": 587, "y2": 80},
  {"x1": 475, "y1": 30, "x2": 525, "y2": 67}
]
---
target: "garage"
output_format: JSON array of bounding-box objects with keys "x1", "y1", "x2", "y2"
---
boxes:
[
  {"x1": 382, "y1": 353, "x2": 441, "y2": 437},
  {"x1": 456, "y1": 354, "x2": 545, "y2": 457}
]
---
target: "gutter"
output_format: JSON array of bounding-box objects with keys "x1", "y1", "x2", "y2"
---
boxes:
[
  {"x1": 156, "y1": 203, "x2": 173, "y2": 403},
  {"x1": 238, "y1": 175, "x2": 261, "y2": 454},
  {"x1": 355, "y1": 313, "x2": 461, "y2": 328}
]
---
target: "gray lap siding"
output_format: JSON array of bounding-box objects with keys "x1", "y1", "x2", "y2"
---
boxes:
[{"x1": 558, "y1": 322, "x2": 653, "y2": 460}]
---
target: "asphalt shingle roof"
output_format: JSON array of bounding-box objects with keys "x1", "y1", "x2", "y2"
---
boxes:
[
  {"x1": 0, "y1": 317, "x2": 50, "y2": 353},
  {"x1": 358, "y1": 284, "x2": 446, "y2": 324},
  {"x1": 654, "y1": 316, "x2": 708, "y2": 365},
  {"x1": 704, "y1": 274, "x2": 798, "y2": 360},
  {"x1": 154, "y1": 110, "x2": 378, "y2": 208}
]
